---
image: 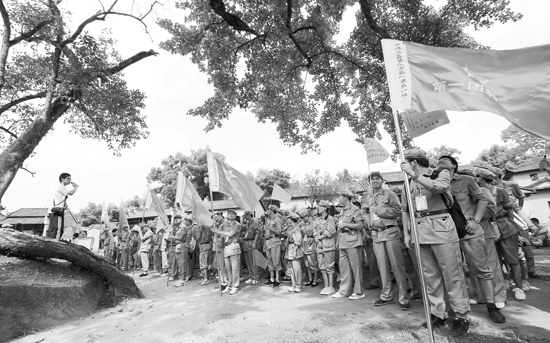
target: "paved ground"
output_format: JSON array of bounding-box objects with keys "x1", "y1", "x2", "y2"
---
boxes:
[{"x1": 10, "y1": 247, "x2": 550, "y2": 343}]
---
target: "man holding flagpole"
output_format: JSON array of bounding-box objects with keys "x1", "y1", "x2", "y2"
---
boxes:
[
  {"x1": 400, "y1": 148, "x2": 470, "y2": 335},
  {"x1": 212, "y1": 210, "x2": 242, "y2": 295}
]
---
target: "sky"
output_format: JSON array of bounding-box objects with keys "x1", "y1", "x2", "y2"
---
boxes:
[{"x1": 2, "y1": 0, "x2": 549, "y2": 213}]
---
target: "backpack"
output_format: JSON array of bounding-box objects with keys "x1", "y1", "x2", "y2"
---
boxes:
[{"x1": 412, "y1": 170, "x2": 468, "y2": 239}]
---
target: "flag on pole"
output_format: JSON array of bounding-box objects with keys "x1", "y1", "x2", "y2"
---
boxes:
[
  {"x1": 363, "y1": 138, "x2": 391, "y2": 164},
  {"x1": 144, "y1": 185, "x2": 153, "y2": 209},
  {"x1": 381, "y1": 39, "x2": 550, "y2": 140},
  {"x1": 101, "y1": 202, "x2": 110, "y2": 227},
  {"x1": 118, "y1": 203, "x2": 129, "y2": 229},
  {"x1": 271, "y1": 184, "x2": 292, "y2": 204},
  {"x1": 146, "y1": 189, "x2": 170, "y2": 228},
  {"x1": 206, "y1": 152, "x2": 264, "y2": 210},
  {"x1": 176, "y1": 171, "x2": 213, "y2": 226}
]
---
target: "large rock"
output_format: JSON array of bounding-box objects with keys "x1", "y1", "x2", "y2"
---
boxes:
[{"x1": 0, "y1": 256, "x2": 106, "y2": 342}]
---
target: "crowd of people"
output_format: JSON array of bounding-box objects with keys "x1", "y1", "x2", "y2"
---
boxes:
[{"x1": 99, "y1": 148, "x2": 548, "y2": 337}]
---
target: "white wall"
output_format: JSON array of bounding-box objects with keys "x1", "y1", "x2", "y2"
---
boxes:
[{"x1": 521, "y1": 192, "x2": 550, "y2": 225}]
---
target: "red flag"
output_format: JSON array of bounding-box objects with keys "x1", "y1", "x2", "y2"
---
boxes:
[
  {"x1": 382, "y1": 39, "x2": 550, "y2": 140},
  {"x1": 207, "y1": 152, "x2": 264, "y2": 210}
]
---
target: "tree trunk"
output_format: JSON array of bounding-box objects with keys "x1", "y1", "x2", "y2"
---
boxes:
[
  {"x1": 0, "y1": 228, "x2": 144, "y2": 304},
  {"x1": 0, "y1": 97, "x2": 69, "y2": 202}
]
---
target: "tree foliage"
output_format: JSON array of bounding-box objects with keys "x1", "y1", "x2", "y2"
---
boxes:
[
  {"x1": 302, "y1": 169, "x2": 337, "y2": 206},
  {"x1": 0, "y1": 0, "x2": 158, "y2": 203},
  {"x1": 77, "y1": 202, "x2": 121, "y2": 227},
  {"x1": 158, "y1": 0, "x2": 521, "y2": 154},
  {"x1": 501, "y1": 125, "x2": 548, "y2": 156},
  {"x1": 147, "y1": 149, "x2": 226, "y2": 207},
  {"x1": 255, "y1": 168, "x2": 291, "y2": 199},
  {"x1": 427, "y1": 145, "x2": 462, "y2": 162}
]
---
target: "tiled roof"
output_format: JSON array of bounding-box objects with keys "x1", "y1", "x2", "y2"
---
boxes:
[
  {"x1": 506, "y1": 162, "x2": 541, "y2": 173},
  {"x1": 0, "y1": 208, "x2": 78, "y2": 227},
  {"x1": 525, "y1": 176, "x2": 550, "y2": 191}
]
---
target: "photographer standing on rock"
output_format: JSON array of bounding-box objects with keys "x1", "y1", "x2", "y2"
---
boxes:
[{"x1": 46, "y1": 172, "x2": 78, "y2": 240}]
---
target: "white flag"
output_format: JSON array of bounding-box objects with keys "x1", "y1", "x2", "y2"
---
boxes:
[
  {"x1": 271, "y1": 184, "x2": 292, "y2": 204},
  {"x1": 363, "y1": 138, "x2": 391, "y2": 164}
]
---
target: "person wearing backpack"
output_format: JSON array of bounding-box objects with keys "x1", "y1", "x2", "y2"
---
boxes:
[
  {"x1": 438, "y1": 156, "x2": 505, "y2": 324},
  {"x1": 400, "y1": 148, "x2": 470, "y2": 336}
]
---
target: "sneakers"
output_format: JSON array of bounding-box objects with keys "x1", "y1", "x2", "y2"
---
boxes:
[
  {"x1": 229, "y1": 287, "x2": 238, "y2": 295},
  {"x1": 449, "y1": 317, "x2": 469, "y2": 337},
  {"x1": 325, "y1": 286, "x2": 336, "y2": 295},
  {"x1": 294, "y1": 287, "x2": 302, "y2": 293},
  {"x1": 173, "y1": 280, "x2": 185, "y2": 287},
  {"x1": 304, "y1": 281, "x2": 313, "y2": 286},
  {"x1": 251, "y1": 279, "x2": 259, "y2": 285},
  {"x1": 288, "y1": 286, "x2": 296, "y2": 292},
  {"x1": 495, "y1": 302, "x2": 506, "y2": 309},
  {"x1": 400, "y1": 302, "x2": 411, "y2": 311},
  {"x1": 468, "y1": 298, "x2": 478, "y2": 305},
  {"x1": 139, "y1": 272, "x2": 148, "y2": 277},
  {"x1": 264, "y1": 280, "x2": 274, "y2": 286},
  {"x1": 332, "y1": 292, "x2": 347, "y2": 298},
  {"x1": 319, "y1": 287, "x2": 330, "y2": 295},
  {"x1": 513, "y1": 287, "x2": 526, "y2": 301},
  {"x1": 273, "y1": 281, "x2": 280, "y2": 287},
  {"x1": 421, "y1": 314, "x2": 446, "y2": 329},
  {"x1": 221, "y1": 286, "x2": 231, "y2": 294},
  {"x1": 374, "y1": 299, "x2": 395, "y2": 306},
  {"x1": 522, "y1": 280, "x2": 531, "y2": 292},
  {"x1": 311, "y1": 281, "x2": 318, "y2": 287},
  {"x1": 168, "y1": 276, "x2": 175, "y2": 281},
  {"x1": 487, "y1": 304, "x2": 506, "y2": 323},
  {"x1": 245, "y1": 279, "x2": 254, "y2": 284},
  {"x1": 349, "y1": 293, "x2": 365, "y2": 300}
]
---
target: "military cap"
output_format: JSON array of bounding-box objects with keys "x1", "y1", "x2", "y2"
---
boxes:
[
  {"x1": 404, "y1": 148, "x2": 427, "y2": 159},
  {"x1": 227, "y1": 209, "x2": 237, "y2": 216},
  {"x1": 287, "y1": 212, "x2": 300, "y2": 220},
  {"x1": 243, "y1": 210, "x2": 253, "y2": 216},
  {"x1": 368, "y1": 171, "x2": 384, "y2": 180},
  {"x1": 489, "y1": 166, "x2": 503, "y2": 178},
  {"x1": 268, "y1": 204, "x2": 279, "y2": 212},
  {"x1": 338, "y1": 189, "x2": 355, "y2": 199},
  {"x1": 475, "y1": 167, "x2": 497, "y2": 181},
  {"x1": 317, "y1": 199, "x2": 330, "y2": 207},
  {"x1": 457, "y1": 165, "x2": 476, "y2": 177}
]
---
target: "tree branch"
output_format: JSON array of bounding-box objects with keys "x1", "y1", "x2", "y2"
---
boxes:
[
  {"x1": 0, "y1": 125, "x2": 17, "y2": 139},
  {"x1": 102, "y1": 49, "x2": 157, "y2": 75},
  {"x1": 0, "y1": 0, "x2": 12, "y2": 93},
  {"x1": 209, "y1": 0, "x2": 260, "y2": 36},
  {"x1": 0, "y1": 91, "x2": 47, "y2": 115},
  {"x1": 285, "y1": 0, "x2": 312, "y2": 67},
  {"x1": 358, "y1": 0, "x2": 392, "y2": 39},
  {"x1": 19, "y1": 166, "x2": 36, "y2": 177},
  {"x1": 9, "y1": 19, "x2": 53, "y2": 45},
  {"x1": 233, "y1": 33, "x2": 267, "y2": 55}
]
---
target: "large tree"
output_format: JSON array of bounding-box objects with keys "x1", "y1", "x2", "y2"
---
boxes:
[
  {"x1": 158, "y1": 0, "x2": 521, "y2": 154},
  {"x1": 0, "y1": 0, "x2": 158, "y2": 204},
  {"x1": 255, "y1": 168, "x2": 291, "y2": 200}
]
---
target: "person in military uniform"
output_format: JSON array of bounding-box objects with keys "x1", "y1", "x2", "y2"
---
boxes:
[
  {"x1": 301, "y1": 208, "x2": 319, "y2": 287},
  {"x1": 212, "y1": 209, "x2": 242, "y2": 295},
  {"x1": 466, "y1": 166, "x2": 507, "y2": 309},
  {"x1": 332, "y1": 189, "x2": 365, "y2": 300},
  {"x1": 439, "y1": 157, "x2": 505, "y2": 323},
  {"x1": 212, "y1": 212, "x2": 229, "y2": 291},
  {"x1": 315, "y1": 200, "x2": 337, "y2": 295},
  {"x1": 242, "y1": 210, "x2": 261, "y2": 285},
  {"x1": 400, "y1": 148, "x2": 470, "y2": 336},
  {"x1": 118, "y1": 225, "x2": 131, "y2": 271},
  {"x1": 194, "y1": 223, "x2": 213, "y2": 286},
  {"x1": 475, "y1": 167, "x2": 527, "y2": 301},
  {"x1": 366, "y1": 171, "x2": 411, "y2": 311},
  {"x1": 264, "y1": 205, "x2": 283, "y2": 287},
  {"x1": 285, "y1": 212, "x2": 304, "y2": 292}
]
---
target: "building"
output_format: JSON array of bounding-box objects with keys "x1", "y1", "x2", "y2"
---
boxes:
[
  {"x1": 505, "y1": 162, "x2": 550, "y2": 224},
  {"x1": 0, "y1": 208, "x2": 80, "y2": 236}
]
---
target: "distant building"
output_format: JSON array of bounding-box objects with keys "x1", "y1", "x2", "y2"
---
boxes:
[
  {"x1": 0, "y1": 208, "x2": 79, "y2": 236},
  {"x1": 505, "y1": 162, "x2": 550, "y2": 224}
]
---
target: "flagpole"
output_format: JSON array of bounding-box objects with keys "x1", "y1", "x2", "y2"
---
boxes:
[
  {"x1": 392, "y1": 110, "x2": 435, "y2": 343},
  {"x1": 205, "y1": 177, "x2": 223, "y2": 296}
]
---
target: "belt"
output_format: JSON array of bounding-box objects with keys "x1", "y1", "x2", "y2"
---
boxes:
[
  {"x1": 244, "y1": 238, "x2": 255, "y2": 241},
  {"x1": 373, "y1": 225, "x2": 397, "y2": 231},
  {"x1": 415, "y1": 209, "x2": 448, "y2": 218},
  {"x1": 307, "y1": 235, "x2": 314, "y2": 238}
]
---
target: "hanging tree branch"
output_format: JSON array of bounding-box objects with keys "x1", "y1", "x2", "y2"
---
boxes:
[{"x1": 209, "y1": 0, "x2": 260, "y2": 36}]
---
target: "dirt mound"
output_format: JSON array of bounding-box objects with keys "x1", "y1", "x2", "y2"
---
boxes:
[{"x1": 0, "y1": 256, "x2": 106, "y2": 342}]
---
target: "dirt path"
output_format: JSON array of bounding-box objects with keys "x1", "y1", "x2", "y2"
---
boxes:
[{"x1": 11, "y1": 269, "x2": 550, "y2": 343}]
